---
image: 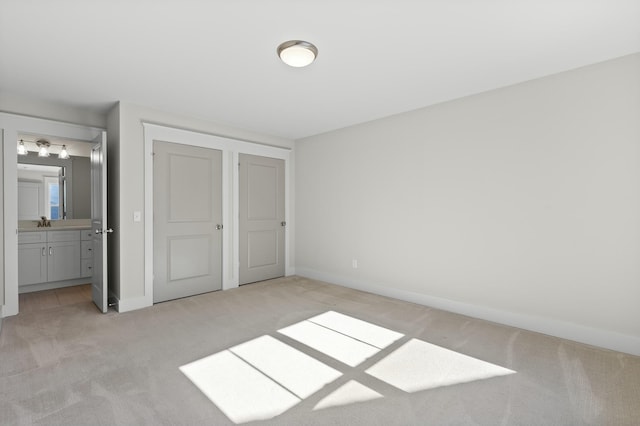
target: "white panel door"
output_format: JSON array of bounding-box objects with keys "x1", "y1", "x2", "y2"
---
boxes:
[
  {"x1": 91, "y1": 132, "x2": 109, "y2": 313},
  {"x1": 153, "y1": 141, "x2": 222, "y2": 303},
  {"x1": 239, "y1": 154, "x2": 285, "y2": 285}
]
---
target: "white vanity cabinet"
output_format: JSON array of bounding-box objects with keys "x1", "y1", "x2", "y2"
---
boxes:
[
  {"x1": 18, "y1": 229, "x2": 86, "y2": 289},
  {"x1": 80, "y1": 230, "x2": 93, "y2": 277},
  {"x1": 47, "y1": 231, "x2": 81, "y2": 282},
  {"x1": 17, "y1": 232, "x2": 48, "y2": 286}
]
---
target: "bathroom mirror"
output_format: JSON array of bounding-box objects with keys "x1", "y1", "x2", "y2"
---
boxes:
[{"x1": 17, "y1": 155, "x2": 91, "y2": 220}]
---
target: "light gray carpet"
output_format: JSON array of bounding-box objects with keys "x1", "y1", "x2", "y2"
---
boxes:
[{"x1": 1, "y1": 276, "x2": 639, "y2": 425}]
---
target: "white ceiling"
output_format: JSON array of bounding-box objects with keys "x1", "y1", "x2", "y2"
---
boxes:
[{"x1": 1, "y1": 1, "x2": 639, "y2": 140}]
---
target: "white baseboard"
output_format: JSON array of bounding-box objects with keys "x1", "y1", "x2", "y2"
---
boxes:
[
  {"x1": 296, "y1": 267, "x2": 640, "y2": 357},
  {"x1": 19, "y1": 278, "x2": 90, "y2": 294},
  {"x1": 115, "y1": 295, "x2": 152, "y2": 313}
]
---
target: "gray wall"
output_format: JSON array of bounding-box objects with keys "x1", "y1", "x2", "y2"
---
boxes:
[
  {"x1": 71, "y1": 156, "x2": 91, "y2": 218},
  {"x1": 295, "y1": 53, "x2": 640, "y2": 354}
]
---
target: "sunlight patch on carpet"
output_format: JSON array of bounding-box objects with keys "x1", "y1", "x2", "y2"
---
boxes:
[
  {"x1": 180, "y1": 312, "x2": 516, "y2": 424},
  {"x1": 313, "y1": 380, "x2": 383, "y2": 410},
  {"x1": 230, "y1": 335, "x2": 342, "y2": 399},
  {"x1": 308, "y1": 311, "x2": 404, "y2": 349},
  {"x1": 278, "y1": 320, "x2": 380, "y2": 367},
  {"x1": 366, "y1": 338, "x2": 516, "y2": 393},
  {"x1": 179, "y1": 350, "x2": 299, "y2": 424}
]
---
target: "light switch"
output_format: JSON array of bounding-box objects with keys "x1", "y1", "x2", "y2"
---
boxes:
[{"x1": 133, "y1": 211, "x2": 142, "y2": 222}]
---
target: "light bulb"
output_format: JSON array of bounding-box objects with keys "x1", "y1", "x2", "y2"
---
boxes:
[
  {"x1": 59, "y1": 145, "x2": 70, "y2": 159},
  {"x1": 17, "y1": 140, "x2": 28, "y2": 155}
]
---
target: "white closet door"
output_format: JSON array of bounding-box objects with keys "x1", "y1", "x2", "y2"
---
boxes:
[
  {"x1": 239, "y1": 154, "x2": 285, "y2": 285},
  {"x1": 153, "y1": 141, "x2": 223, "y2": 302}
]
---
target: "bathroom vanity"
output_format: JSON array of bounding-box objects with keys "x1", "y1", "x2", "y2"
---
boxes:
[{"x1": 18, "y1": 226, "x2": 93, "y2": 293}]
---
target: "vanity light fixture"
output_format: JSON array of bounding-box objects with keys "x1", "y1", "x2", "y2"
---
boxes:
[
  {"x1": 37, "y1": 139, "x2": 51, "y2": 157},
  {"x1": 277, "y1": 40, "x2": 318, "y2": 67},
  {"x1": 19, "y1": 138, "x2": 72, "y2": 158},
  {"x1": 59, "y1": 145, "x2": 70, "y2": 159},
  {"x1": 17, "y1": 139, "x2": 28, "y2": 156}
]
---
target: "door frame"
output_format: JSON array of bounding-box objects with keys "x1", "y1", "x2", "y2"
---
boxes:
[
  {"x1": 143, "y1": 123, "x2": 292, "y2": 308},
  {"x1": 0, "y1": 112, "x2": 105, "y2": 318}
]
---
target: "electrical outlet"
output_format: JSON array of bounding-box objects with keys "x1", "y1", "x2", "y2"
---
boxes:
[
  {"x1": 133, "y1": 211, "x2": 141, "y2": 222},
  {"x1": 352, "y1": 259, "x2": 358, "y2": 269}
]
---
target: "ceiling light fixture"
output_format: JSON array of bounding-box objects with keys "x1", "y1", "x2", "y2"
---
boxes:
[
  {"x1": 36, "y1": 139, "x2": 51, "y2": 157},
  {"x1": 59, "y1": 145, "x2": 70, "y2": 160},
  {"x1": 19, "y1": 138, "x2": 73, "y2": 159},
  {"x1": 277, "y1": 40, "x2": 318, "y2": 67},
  {"x1": 17, "y1": 139, "x2": 28, "y2": 156}
]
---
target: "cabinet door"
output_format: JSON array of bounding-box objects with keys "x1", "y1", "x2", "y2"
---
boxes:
[
  {"x1": 81, "y1": 259, "x2": 93, "y2": 277},
  {"x1": 19, "y1": 243, "x2": 48, "y2": 286},
  {"x1": 48, "y1": 241, "x2": 81, "y2": 282},
  {"x1": 81, "y1": 241, "x2": 93, "y2": 259}
]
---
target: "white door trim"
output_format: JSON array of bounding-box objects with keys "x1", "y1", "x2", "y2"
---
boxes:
[
  {"x1": 0, "y1": 112, "x2": 104, "y2": 318},
  {"x1": 142, "y1": 123, "x2": 292, "y2": 309}
]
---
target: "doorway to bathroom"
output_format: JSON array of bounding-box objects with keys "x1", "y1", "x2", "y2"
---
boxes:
[{"x1": 1, "y1": 113, "x2": 109, "y2": 317}]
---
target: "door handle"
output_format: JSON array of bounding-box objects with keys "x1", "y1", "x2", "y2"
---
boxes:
[
  {"x1": 281, "y1": 221, "x2": 286, "y2": 227},
  {"x1": 215, "y1": 224, "x2": 223, "y2": 230},
  {"x1": 104, "y1": 228, "x2": 114, "y2": 233},
  {"x1": 42, "y1": 247, "x2": 46, "y2": 256},
  {"x1": 49, "y1": 247, "x2": 53, "y2": 256}
]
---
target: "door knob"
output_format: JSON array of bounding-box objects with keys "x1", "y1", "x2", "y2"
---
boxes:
[
  {"x1": 216, "y1": 224, "x2": 223, "y2": 230},
  {"x1": 281, "y1": 221, "x2": 286, "y2": 227}
]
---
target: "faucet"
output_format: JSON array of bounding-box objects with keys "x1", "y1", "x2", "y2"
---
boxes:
[{"x1": 37, "y1": 216, "x2": 51, "y2": 228}]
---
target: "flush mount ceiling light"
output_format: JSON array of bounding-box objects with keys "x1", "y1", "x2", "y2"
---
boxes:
[{"x1": 277, "y1": 40, "x2": 318, "y2": 67}]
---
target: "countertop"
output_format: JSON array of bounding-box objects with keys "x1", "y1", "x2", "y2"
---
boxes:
[{"x1": 18, "y1": 226, "x2": 91, "y2": 232}]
